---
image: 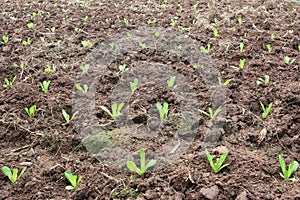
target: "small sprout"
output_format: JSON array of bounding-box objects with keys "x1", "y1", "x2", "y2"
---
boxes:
[
  {"x1": 81, "y1": 40, "x2": 90, "y2": 47},
  {"x1": 80, "y1": 65, "x2": 89, "y2": 72},
  {"x1": 2, "y1": 35, "x2": 8, "y2": 43},
  {"x1": 114, "y1": 3, "x2": 119, "y2": 8},
  {"x1": 284, "y1": 56, "x2": 295, "y2": 64},
  {"x1": 260, "y1": 101, "x2": 272, "y2": 119},
  {"x1": 138, "y1": 42, "x2": 146, "y2": 49},
  {"x1": 130, "y1": 78, "x2": 138, "y2": 93},
  {"x1": 205, "y1": 150, "x2": 229, "y2": 173},
  {"x1": 298, "y1": 44, "x2": 300, "y2": 52},
  {"x1": 22, "y1": 37, "x2": 31, "y2": 46},
  {"x1": 218, "y1": 77, "x2": 232, "y2": 86},
  {"x1": 214, "y1": 18, "x2": 218, "y2": 24},
  {"x1": 123, "y1": 17, "x2": 128, "y2": 25},
  {"x1": 200, "y1": 43, "x2": 211, "y2": 53},
  {"x1": 237, "y1": 17, "x2": 243, "y2": 25},
  {"x1": 266, "y1": 44, "x2": 272, "y2": 53},
  {"x1": 279, "y1": 155, "x2": 299, "y2": 182},
  {"x1": 147, "y1": 18, "x2": 156, "y2": 25},
  {"x1": 45, "y1": 65, "x2": 56, "y2": 73},
  {"x1": 240, "y1": 43, "x2": 244, "y2": 52},
  {"x1": 155, "y1": 31, "x2": 160, "y2": 37},
  {"x1": 127, "y1": 32, "x2": 132, "y2": 38},
  {"x1": 119, "y1": 64, "x2": 127, "y2": 72},
  {"x1": 64, "y1": 171, "x2": 82, "y2": 190},
  {"x1": 40, "y1": 80, "x2": 51, "y2": 93},
  {"x1": 192, "y1": 64, "x2": 198, "y2": 69},
  {"x1": 75, "y1": 83, "x2": 88, "y2": 94},
  {"x1": 25, "y1": 105, "x2": 36, "y2": 118},
  {"x1": 240, "y1": 58, "x2": 246, "y2": 69},
  {"x1": 62, "y1": 109, "x2": 78, "y2": 123},
  {"x1": 271, "y1": 33, "x2": 275, "y2": 40},
  {"x1": 126, "y1": 149, "x2": 156, "y2": 176},
  {"x1": 82, "y1": 16, "x2": 88, "y2": 22},
  {"x1": 256, "y1": 75, "x2": 270, "y2": 85},
  {"x1": 213, "y1": 29, "x2": 219, "y2": 37},
  {"x1": 27, "y1": 22, "x2": 36, "y2": 29},
  {"x1": 50, "y1": 27, "x2": 56, "y2": 33},
  {"x1": 167, "y1": 76, "x2": 176, "y2": 87},
  {"x1": 2, "y1": 166, "x2": 27, "y2": 185},
  {"x1": 199, "y1": 106, "x2": 222, "y2": 119},
  {"x1": 170, "y1": 19, "x2": 177, "y2": 26},
  {"x1": 109, "y1": 42, "x2": 115, "y2": 49},
  {"x1": 156, "y1": 102, "x2": 169, "y2": 121},
  {"x1": 100, "y1": 103, "x2": 124, "y2": 120},
  {"x1": 3, "y1": 76, "x2": 16, "y2": 88}
]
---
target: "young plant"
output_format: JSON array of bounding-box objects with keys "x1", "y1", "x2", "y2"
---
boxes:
[
  {"x1": 266, "y1": 44, "x2": 272, "y2": 53},
  {"x1": 100, "y1": 103, "x2": 124, "y2": 120},
  {"x1": 2, "y1": 166, "x2": 27, "y2": 185},
  {"x1": 3, "y1": 76, "x2": 16, "y2": 88},
  {"x1": 130, "y1": 78, "x2": 138, "y2": 93},
  {"x1": 25, "y1": 105, "x2": 36, "y2": 118},
  {"x1": 126, "y1": 149, "x2": 156, "y2": 176},
  {"x1": 80, "y1": 65, "x2": 89, "y2": 72},
  {"x1": 50, "y1": 27, "x2": 56, "y2": 33},
  {"x1": 147, "y1": 18, "x2": 156, "y2": 25},
  {"x1": 271, "y1": 33, "x2": 275, "y2": 40},
  {"x1": 83, "y1": 16, "x2": 88, "y2": 22},
  {"x1": 284, "y1": 56, "x2": 295, "y2": 64},
  {"x1": 156, "y1": 102, "x2": 168, "y2": 121},
  {"x1": 27, "y1": 22, "x2": 36, "y2": 29},
  {"x1": 239, "y1": 58, "x2": 246, "y2": 69},
  {"x1": 237, "y1": 17, "x2": 243, "y2": 25},
  {"x1": 279, "y1": 155, "x2": 299, "y2": 181},
  {"x1": 298, "y1": 44, "x2": 300, "y2": 52},
  {"x1": 213, "y1": 29, "x2": 219, "y2": 37},
  {"x1": 218, "y1": 77, "x2": 232, "y2": 86},
  {"x1": 240, "y1": 43, "x2": 244, "y2": 52},
  {"x1": 199, "y1": 106, "x2": 222, "y2": 119},
  {"x1": 75, "y1": 83, "x2": 88, "y2": 94},
  {"x1": 81, "y1": 40, "x2": 90, "y2": 47},
  {"x1": 260, "y1": 101, "x2": 272, "y2": 119},
  {"x1": 109, "y1": 42, "x2": 115, "y2": 49},
  {"x1": 170, "y1": 19, "x2": 177, "y2": 26},
  {"x1": 62, "y1": 109, "x2": 78, "y2": 123},
  {"x1": 138, "y1": 42, "x2": 146, "y2": 49},
  {"x1": 22, "y1": 37, "x2": 31, "y2": 46},
  {"x1": 2, "y1": 35, "x2": 8, "y2": 43},
  {"x1": 119, "y1": 64, "x2": 127, "y2": 72},
  {"x1": 256, "y1": 75, "x2": 270, "y2": 85},
  {"x1": 205, "y1": 150, "x2": 229, "y2": 173},
  {"x1": 167, "y1": 76, "x2": 176, "y2": 87},
  {"x1": 64, "y1": 171, "x2": 82, "y2": 190},
  {"x1": 45, "y1": 65, "x2": 56, "y2": 73},
  {"x1": 40, "y1": 80, "x2": 51, "y2": 93},
  {"x1": 200, "y1": 43, "x2": 211, "y2": 53}
]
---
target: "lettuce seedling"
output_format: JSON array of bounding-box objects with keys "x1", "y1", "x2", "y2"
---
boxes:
[
  {"x1": 81, "y1": 40, "x2": 90, "y2": 47},
  {"x1": 167, "y1": 76, "x2": 176, "y2": 87},
  {"x1": 100, "y1": 103, "x2": 124, "y2": 120},
  {"x1": 25, "y1": 105, "x2": 36, "y2": 117},
  {"x1": 119, "y1": 64, "x2": 127, "y2": 72},
  {"x1": 240, "y1": 43, "x2": 244, "y2": 52},
  {"x1": 80, "y1": 65, "x2": 89, "y2": 72},
  {"x1": 156, "y1": 102, "x2": 168, "y2": 121},
  {"x1": 40, "y1": 80, "x2": 51, "y2": 93},
  {"x1": 64, "y1": 170, "x2": 82, "y2": 190},
  {"x1": 2, "y1": 35, "x2": 8, "y2": 43},
  {"x1": 130, "y1": 78, "x2": 138, "y2": 93},
  {"x1": 266, "y1": 44, "x2": 272, "y2": 53},
  {"x1": 2, "y1": 166, "x2": 27, "y2": 185},
  {"x1": 260, "y1": 101, "x2": 272, "y2": 119},
  {"x1": 279, "y1": 155, "x2": 299, "y2": 181},
  {"x1": 75, "y1": 83, "x2": 88, "y2": 94},
  {"x1": 62, "y1": 109, "x2": 78, "y2": 123},
  {"x1": 213, "y1": 29, "x2": 219, "y2": 37},
  {"x1": 199, "y1": 106, "x2": 222, "y2": 119},
  {"x1": 239, "y1": 58, "x2": 246, "y2": 69},
  {"x1": 3, "y1": 76, "x2": 16, "y2": 88},
  {"x1": 200, "y1": 44, "x2": 210, "y2": 53},
  {"x1": 256, "y1": 75, "x2": 270, "y2": 85},
  {"x1": 27, "y1": 22, "x2": 36, "y2": 29},
  {"x1": 205, "y1": 150, "x2": 229, "y2": 173},
  {"x1": 126, "y1": 149, "x2": 156, "y2": 176}
]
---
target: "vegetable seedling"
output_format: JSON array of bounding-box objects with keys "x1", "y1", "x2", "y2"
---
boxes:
[
  {"x1": 50, "y1": 27, "x2": 56, "y2": 33},
  {"x1": 298, "y1": 44, "x2": 300, "y2": 52},
  {"x1": 83, "y1": 16, "x2": 88, "y2": 22},
  {"x1": 237, "y1": 17, "x2": 243, "y2": 25},
  {"x1": 3, "y1": 76, "x2": 16, "y2": 88},
  {"x1": 156, "y1": 102, "x2": 168, "y2": 121},
  {"x1": 199, "y1": 106, "x2": 222, "y2": 119},
  {"x1": 25, "y1": 105, "x2": 36, "y2": 118},
  {"x1": 147, "y1": 18, "x2": 156, "y2": 25},
  {"x1": 205, "y1": 150, "x2": 229, "y2": 173},
  {"x1": 138, "y1": 42, "x2": 146, "y2": 49},
  {"x1": 279, "y1": 155, "x2": 299, "y2": 181},
  {"x1": 200, "y1": 43, "x2": 211, "y2": 53},
  {"x1": 2, "y1": 35, "x2": 8, "y2": 43},
  {"x1": 239, "y1": 58, "x2": 246, "y2": 69},
  {"x1": 170, "y1": 19, "x2": 177, "y2": 26},
  {"x1": 40, "y1": 80, "x2": 51, "y2": 93},
  {"x1": 100, "y1": 103, "x2": 124, "y2": 120},
  {"x1": 27, "y1": 22, "x2": 36, "y2": 29},
  {"x1": 119, "y1": 64, "x2": 127, "y2": 72},
  {"x1": 260, "y1": 101, "x2": 272, "y2": 119},
  {"x1": 64, "y1": 170, "x2": 82, "y2": 190},
  {"x1": 240, "y1": 43, "x2": 244, "y2": 52},
  {"x1": 271, "y1": 33, "x2": 275, "y2": 40},
  {"x1": 218, "y1": 77, "x2": 232, "y2": 86},
  {"x1": 266, "y1": 44, "x2": 272, "y2": 53},
  {"x1": 130, "y1": 78, "x2": 138, "y2": 93},
  {"x1": 126, "y1": 149, "x2": 156, "y2": 176},
  {"x1": 22, "y1": 37, "x2": 31, "y2": 46},
  {"x1": 213, "y1": 29, "x2": 219, "y2": 37},
  {"x1": 45, "y1": 65, "x2": 56, "y2": 73},
  {"x1": 256, "y1": 75, "x2": 270, "y2": 85},
  {"x1": 81, "y1": 40, "x2": 90, "y2": 47},
  {"x1": 2, "y1": 166, "x2": 27, "y2": 185},
  {"x1": 80, "y1": 65, "x2": 89, "y2": 72},
  {"x1": 62, "y1": 109, "x2": 78, "y2": 123},
  {"x1": 75, "y1": 83, "x2": 88, "y2": 94},
  {"x1": 109, "y1": 42, "x2": 115, "y2": 49},
  {"x1": 167, "y1": 76, "x2": 176, "y2": 87},
  {"x1": 284, "y1": 56, "x2": 295, "y2": 64}
]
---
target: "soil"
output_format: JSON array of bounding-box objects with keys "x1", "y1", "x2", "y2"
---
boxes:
[{"x1": 0, "y1": 0, "x2": 300, "y2": 199}]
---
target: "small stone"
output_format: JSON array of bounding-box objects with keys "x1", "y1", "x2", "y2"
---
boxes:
[
  {"x1": 213, "y1": 146, "x2": 229, "y2": 154},
  {"x1": 235, "y1": 191, "x2": 248, "y2": 200},
  {"x1": 200, "y1": 185, "x2": 219, "y2": 200},
  {"x1": 19, "y1": 162, "x2": 33, "y2": 166},
  {"x1": 2, "y1": 45, "x2": 11, "y2": 52},
  {"x1": 144, "y1": 190, "x2": 159, "y2": 200},
  {"x1": 175, "y1": 192, "x2": 184, "y2": 200}
]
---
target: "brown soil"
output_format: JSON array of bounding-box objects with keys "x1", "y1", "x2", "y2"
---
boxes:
[{"x1": 0, "y1": 0, "x2": 299, "y2": 199}]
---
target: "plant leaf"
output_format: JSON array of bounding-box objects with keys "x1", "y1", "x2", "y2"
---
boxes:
[
  {"x1": 66, "y1": 185, "x2": 75, "y2": 190},
  {"x1": 2, "y1": 166, "x2": 12, "y2": 179},
  {"x1": 99, "y1": 105, "x2": 112, "y2": 117},
  {"x1": 140, "y1": 149, "x2": 146, "y2": 172},
  {"x1": 12, "y1": 168, "x2": 18, "y2": 184},
  {"x1": 126, "y1": 161, "x2": 138, "y2": 172},
  {"x1": 62, "y1": 109, "x2": 70, "y2": 122},
  {"x1": 145, "y1": 159, "x2": 156, "y2": 170},
  {"x1": 117, "y1": 103, "x2": 124, "y2": 112},
  {"x1": 279, "y1": 155, "x2": 287, "y2": 178},
  {"x1": 287, "y1": 161, "x2": 299, "y2": 179}
]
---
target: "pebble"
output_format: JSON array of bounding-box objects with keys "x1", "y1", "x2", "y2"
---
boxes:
[{"x1": 200, "y1": 185, "x2": 219, "y2": 200}]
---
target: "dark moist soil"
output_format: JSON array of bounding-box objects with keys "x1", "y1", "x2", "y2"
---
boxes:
[{"x1": 0, "y1": 0, "x2": 300, "y2": 199}]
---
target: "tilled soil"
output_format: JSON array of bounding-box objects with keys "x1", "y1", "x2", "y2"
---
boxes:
[{"x1": 0, "y1": 0, "x2": 299, "y2": 199}]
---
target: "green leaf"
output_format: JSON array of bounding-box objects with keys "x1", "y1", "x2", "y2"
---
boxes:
[
  {"x1": 118, "y1": 103, "x2": 124, "y2": 112},
  {"x1": 62, "y1": 109, "x2": 70, "y2": 122},
  {"x1": 126, "y1": 161, "x2": 137, "y2": 172},
  {"x1": 140, "y1": 149, "x2": 146, "y2": 172},
  {"x1": 287, "y1": 161, "x2": 299, "y2": 179},
  {"x1": 66, "y1": 185, "x2": 75, "y2": 190},
  {"x1": 2, "y1": 166, "x2": 12, "y2": 179},
  {"x1": 279, "y1": 155, "x2": 287, "y2": 178},
  {"x1": 12, "y1": 168, "x2": 18, "y2": 184},
  {"x1": 145, "y1": 159, "x2": 156, "y2": 170}
]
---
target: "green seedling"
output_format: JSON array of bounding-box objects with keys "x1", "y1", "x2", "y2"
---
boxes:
[
  {"x1": 126, "y1": 149, "x2": 156, "y2": 176},
  {"x1": 80, "y1": 65, "x2": 89, "y2": 72},
  {"x1": 256, "y1": 75, "x2": 270, "y2": 85},
  {"x1": 218, "y1": 77, "x2": 232, "y2": 86},
  {"x1": 3, "y1": 76, "x2": 16, "y2": 88},
  {"x1": 27, "y1": 22, "x2": 36, "y2": 29},
  {"x1": 130, "y1": 78, "x2": 138, "y2": 93},
  {"x1": 64, "y1": 171, "x2": 82, "y2": 190},
  {"x1": 147, "y1": 18, "x2": 156, "y2": 25},
  {"x1": 138, "y1": 42, "x2": 146, "y2": 49},
  {"x1": 298, "y1": 44, "x2": 300, "y2": 52},
  {"x1": 237, "y1": 17, "x2": 243, "y2": 25},
  {"x1": 13, "y1": 63, "x2": 24, "y2": 69},
  {"x1": 83, "y1": 16, "x2": 88, "y2": 22},
  {"x1": 50, "y1": 27, "x2": 56, "y2": 33},
  {"x1": 127, "y1": 32, "x2": 132, "y2": 38},
  {"x1": 75, "y1": 83, "x2": 88, "y2": 94},
  {"x1": 200, "y1": 43, "x2": 211, "y2": 53},
  {"x1": 2, "y1": 166, "x2": 27, "y2": 185},
  {"x1": 155, "y1": 31, "x2": 160, "y2": 37},
  {"x1": 119, "y1": 64, "x2": 127, "y2": 72},
  {"x1": 40, "y1": 80, "x2": 51, "y2": 93},
  {"x1": 240, "y1": 43, "x2": 244, "y2": 52},
  {"x1": 25, "y1": 105, "x2": 36, "y2": 118},
  {"x1": 123, "y1": 17, "x2": 128, "y2": 25},
  {"x1": 284, "y1": 56, "x2": 295, "y2": 64},
  {"x1": 205, "y1": 150, "x2": 229, "y2": 173},
  {"x1": 109, "y1": 42, "x2": 115, "y2": 49},
  {"x1": 45, "y1": 65, "x2": 56, "y2": 73},
  {"x1": 240, "y1": 58, "x2": 246, "y2": 69},
  {"x1": 170, "y1": 19, "x2": 177, "y2": 26},
  {"x1": 2, "y1": 35, "x2": 8, "y2": 43},
  {"x1": 156, "y1": 102, "x2": 169, "y2": 121},
  {"x1": 213, "y1": 29, "x2": 219, "y2": 37},
  {"x1": 214, "y1": 18, "x2": 218, "y2": 24},
  {"x1": 279, "y1": 155, "x2": 299, "y2": 181},
  {"x1": 167, "y1": 76, "x2": 176, "y2": 87},
  {"x1": 22, "y1": 37, "x2": 31, "y2": 46},
  {"x1": 266, "y1": 44, "x2": 272, "y2": 53},
  {"x1": 81, "y1": 40, "x2": 90, "y2": 47},
  {"x1": 260, "y1": 101, "x2": 272, "y2": 119},
  {"x1": 199, "y1": 106, "x2": 222, "y2": 119},
  {"x1": 271, "y1": 33, "x2": 275, "y2": 40},
  {"x1": 100, "y1": 103, "x2": 124, "y2": 120},
  {"x1": 62, "y1": 109, "x2": 78, "y2": 123}
]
